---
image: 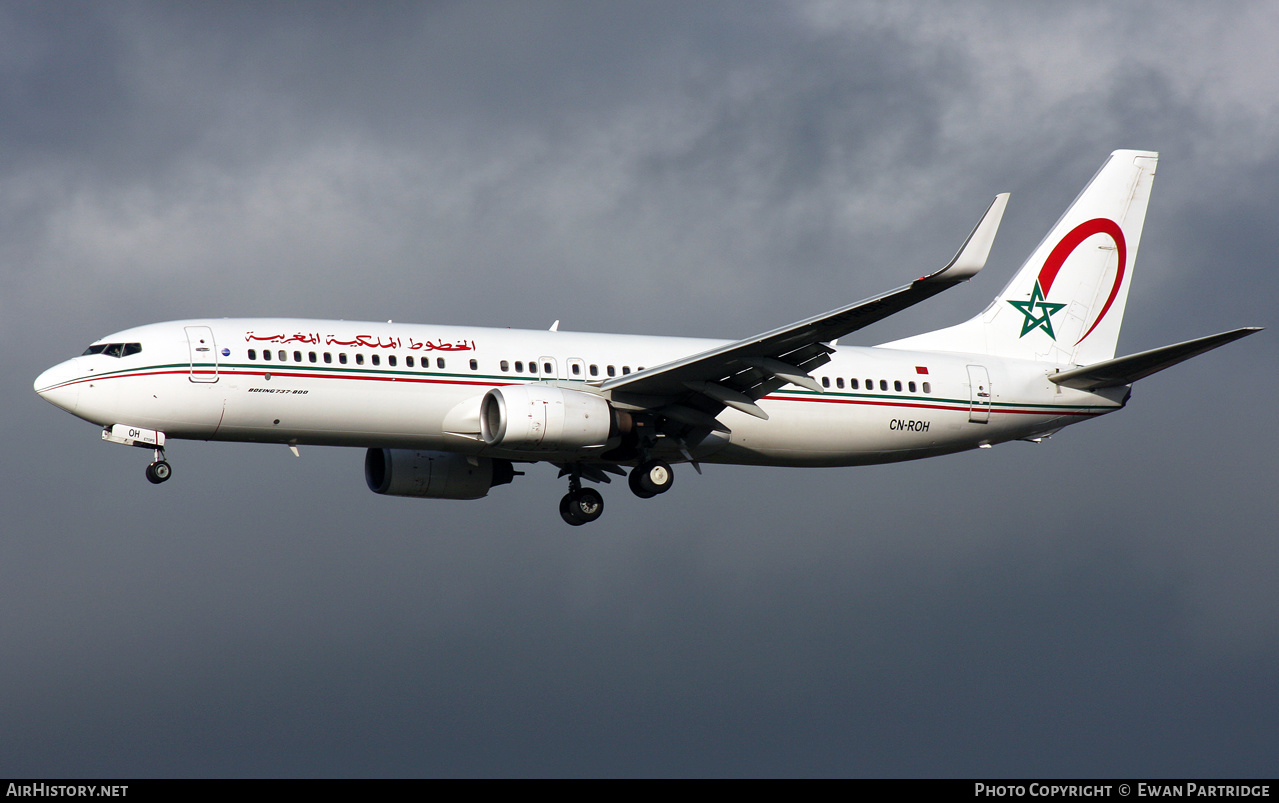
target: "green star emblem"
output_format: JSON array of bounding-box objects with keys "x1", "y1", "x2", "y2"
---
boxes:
[{"x1": 1007, "y1": 281, "x2": 1066, "y2": 339}]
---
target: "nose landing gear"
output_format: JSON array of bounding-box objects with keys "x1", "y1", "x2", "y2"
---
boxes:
[
  {"x1": 145, "y1": 447, "x2": 172, "y2": 484},
  {"x1": 101, "y1": 425, "x2": 172, "y2": 485}
]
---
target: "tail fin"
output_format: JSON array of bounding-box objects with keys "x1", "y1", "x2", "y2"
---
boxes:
[{"x1": 882, "y1": 150, "x2": 1158, "y2": 365}]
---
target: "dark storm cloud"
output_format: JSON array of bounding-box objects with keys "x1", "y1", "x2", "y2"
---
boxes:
[{"x1": 4, "y1": 1, "x2": 1276, "y2": 777}]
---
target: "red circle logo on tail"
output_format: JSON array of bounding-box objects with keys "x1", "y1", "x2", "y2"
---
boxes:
[{"x1": 1036, "y1": 217, "x2": 1127, "y2": 345}]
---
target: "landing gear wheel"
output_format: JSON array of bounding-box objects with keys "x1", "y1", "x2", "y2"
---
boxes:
[
  {"x1": 628, "y1": 470, "x2": 656, "y2": 499},
  {"x1": 560, "y1": 487, "x2": 604, "y2": 526},
  {"x1": 631, "y1": 459, "x2": 673, "y2": 497},
  {"x1": 145, "y1": 460, "x2": 172, "y2": 484}
]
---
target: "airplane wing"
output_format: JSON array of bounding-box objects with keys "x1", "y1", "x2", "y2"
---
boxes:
[
  {"x1": 1048, "y1": 327, "x2": 1262, "y2": 390},
  {"x1": 599, "y1": 194, "x2": 1009, "y2": 432}
]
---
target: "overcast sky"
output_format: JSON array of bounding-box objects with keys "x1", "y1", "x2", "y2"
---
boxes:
[{"x1": 3, "y1": 1, "x2": 1276, "y2": 777}]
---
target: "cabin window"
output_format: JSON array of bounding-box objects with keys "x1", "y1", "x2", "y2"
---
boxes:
[
  {"x1": 278, "y1": 350, "x2": 287, "y2": 362},
  {"x1": 836, "y1": 377, "x2": 844, "y2": 389},
  {"x1": 261, "y1": 350, "x2": 270, "y2": 361},
  {"x1": 248, "y1": 349, "x2": 257, "y2": 361},
  {"x1": 850, "y1": 378, "x2": 859, "y2": 390},
  {"x1": 571, "y1": 363, "x2": 581, "y2": 376},
  {"x1": 371, "y1": 355, "x2": 380, "y2": 366},
  {"x1": 388, "y1": 355, "x2": 397, "y2": 367},
  {"x1": 501, "y1": 360, "x2": 509, "y2": 372},
  {"x1": 339, "y1": 353, "x2": 347, "y2": 365},
  {"x1": 324, "y1": 352, "x2": 332, "y2": 364},
  {"x1": 436, "y1": 358, "x2": 445, "y2": 369},
  {"x1": 865, "y1": 378, "x2": 873, "y2": 390},
  {"x1": 406, "y1": 356, "x2": 414, "y2": 368},
  {"x1": 894, "y1": 380, "x2": 902, "y2": 392},
  {"x1": 529, "y1": 362, "x2": 538, "y2": 375},
  {"x1": 543, "y1": 362, "x2": 552, "y2": 374},
  {"x1": 309, "y1": 352, "x2": 317, "y2": 363},
  {"x1": 908, "y1": 381, "x2": 916, "y2": 393},
  {"x1": 879, "y1": 380, "x2": 888, "y2": 391},
  {"x1": 622, "y1": 366, "x2": 631, "y2": 375},
  {"x1": 470, "y1": 359, "x2": 478, "y2": 371},
  {"x1": 821, "y1": 376, "x2": 830, "y2": 388},
  {"x1": 922, "y1": 382, "x2": 931, "y2": 394},
  {"x1": 607, "y1": 365, "x2": 616, "y2": 377},
  {"x1": 590, "y1": 364, "x2": 599, "y2": 377},
  {"x1": 356, "y1": 354, "x2": 364, "y2": 365},
  {"x1": 514, "y1": 361, "x2": 523, "y2": 373}
]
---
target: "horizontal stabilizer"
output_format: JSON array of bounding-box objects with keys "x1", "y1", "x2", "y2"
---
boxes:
[{"x1": 1049, "y1": 327, "x2": 1262, "y2": 390}]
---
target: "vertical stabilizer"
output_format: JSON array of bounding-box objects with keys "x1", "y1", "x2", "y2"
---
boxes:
[{"x1": 881, "y1": 150, "x2": 1158, "y2": 365}]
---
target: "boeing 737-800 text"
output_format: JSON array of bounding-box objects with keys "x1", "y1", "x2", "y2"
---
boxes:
[{"x1": 34, "y1": 151, "x2": 1261, "y2": 525}]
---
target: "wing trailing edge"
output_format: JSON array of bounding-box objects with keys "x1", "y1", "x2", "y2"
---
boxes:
[{"x1": 1048, "y1": 327, "x2": 1262, "y2": 390}]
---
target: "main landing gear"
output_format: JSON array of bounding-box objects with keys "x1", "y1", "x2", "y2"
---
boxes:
[
  {"x1": 628, "y1": 459, "x2": 674, "y2": 499},
  {"x1": 560, "y1": 476, "x2": 604, "y2": 526},
  {"x1": 145, "y1": 447, "x2": 172, "y2": 485},
  {"x1": 558, "y1": 459, "x2": 675, "y2": 526}
]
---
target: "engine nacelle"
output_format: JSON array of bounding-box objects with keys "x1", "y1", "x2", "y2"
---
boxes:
[
  {"x1": 480, "y1": 385, "x2": 619, "y2": 451},
  {"x1": 365, "y1": 449, "x2": 515, "y2": 500}
]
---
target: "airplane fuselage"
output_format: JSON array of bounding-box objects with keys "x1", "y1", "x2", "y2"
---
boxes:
[{"x1": 35, "y1": 317, "x2": 1127, "y2": 469}]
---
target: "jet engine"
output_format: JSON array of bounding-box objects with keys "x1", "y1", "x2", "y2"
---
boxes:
[
  {"x1": 365, "y1": 448, "x2": 516, "y2": 500},
  {"x1": 479, "y1": 385, "x2": 627, "y2": 451}
]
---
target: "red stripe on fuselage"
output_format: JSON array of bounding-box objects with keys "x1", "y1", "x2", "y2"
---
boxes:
[{"x1": 51, "y1": 366, "x2": 1108, "y2": 418}]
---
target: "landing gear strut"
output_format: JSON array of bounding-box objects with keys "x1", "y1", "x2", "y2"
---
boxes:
[
  {"x1": 560, "y1": 473, "x2": 604, "y2": 526},
  {"x1": 145, "y1": 447, "x2": 172, "y2": 485},
  {"x1": 629, "y1": 459, "x2": 674, "y2": 498}
]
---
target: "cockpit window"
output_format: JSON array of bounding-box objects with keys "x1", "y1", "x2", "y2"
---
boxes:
[{"x1": 83, "y1": 342, "x2": 142, "y2": 358}]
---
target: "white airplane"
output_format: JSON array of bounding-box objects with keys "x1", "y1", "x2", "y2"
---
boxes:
[{"x1": 35, "y1": 150, "x2": 1260, "y2": 525}]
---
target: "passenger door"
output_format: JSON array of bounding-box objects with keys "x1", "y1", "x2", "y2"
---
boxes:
[
  {"x1": 185, "y1": 326, "x2": 219, "y2": 383},
  {"x1": 967, "y1": 364, "x2": 991, "y2": 423}
]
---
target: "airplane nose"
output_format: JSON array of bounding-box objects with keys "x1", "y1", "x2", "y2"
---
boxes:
[{"x1": 34, "y1": 361, "x2": 81, "y2": 414}]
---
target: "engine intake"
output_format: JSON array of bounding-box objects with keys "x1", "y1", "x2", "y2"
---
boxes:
[
  {"x1": 480, "y1": 385, "x2": 622, "y2": 451},
  {"x1": 365, "y1": 449, "x2": 515, "y2": 500}
]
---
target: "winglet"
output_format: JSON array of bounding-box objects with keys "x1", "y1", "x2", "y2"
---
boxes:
[{"x1": 925, "y1": 193, "x2": 1009, "y2": 283}]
